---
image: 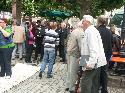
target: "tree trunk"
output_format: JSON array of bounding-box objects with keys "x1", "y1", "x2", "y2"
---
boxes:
[
  {"x1": 12, "y1": 0, "x2": 22, "y2": 21},
  {"x1": 77, "y1": 0, "x2": 91, "y2": 18}
]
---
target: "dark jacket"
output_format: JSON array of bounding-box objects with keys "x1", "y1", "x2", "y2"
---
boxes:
[
  {"x1": 58, "y1": 28, "x2": 69, "y2": 46},
  {"x1": 97, "y1": 25, "x2": 113, "y2": 54}
]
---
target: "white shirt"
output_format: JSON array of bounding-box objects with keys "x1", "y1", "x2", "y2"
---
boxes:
[{"x1": 80, "y1": 25, "x2": 107, "y2": 68}]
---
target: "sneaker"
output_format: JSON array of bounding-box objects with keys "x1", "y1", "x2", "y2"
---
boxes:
[
  {"x1": 47, "y1": 74, "x2": 53, "y2": 78},
  {"x1": 4, "y1": 76, "x2": 11, "y2": 79},
  {"x1": 11, "y1": 58, "x2": 15, "y2": 60},
  {"x1": 39, "y1": 71, "x2": 42, "y2": 78}
]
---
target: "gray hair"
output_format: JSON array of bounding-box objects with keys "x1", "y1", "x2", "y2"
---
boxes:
[
  {"x1": 97, "y1": 15, "x2": 107, "y2": 25},
  {"x1": 83, "y1": 15, "x2": 94, "y2": 24}
]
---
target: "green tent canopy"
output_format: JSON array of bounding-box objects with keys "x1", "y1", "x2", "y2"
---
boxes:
[
  {"x1": 39, "y1": 10, "x2": 72, "y2": 19},
  {"x1": 111, "y1": 13, "x2": 123, "y2": 27}
]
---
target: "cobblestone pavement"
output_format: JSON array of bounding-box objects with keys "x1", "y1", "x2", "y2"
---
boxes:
[{"x1": 1, "y1": 58, "x2": 125, "y2": 93}]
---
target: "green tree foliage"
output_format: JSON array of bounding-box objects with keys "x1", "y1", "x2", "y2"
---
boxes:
[
  {"x1": 0, "y1": 0, "x2": 125, "y2": 18},
  {"x1": 0, "y1": 0, "x2": 12, "y2": 12},
  {"x1": 90, "y1": 0, "x2": 125, "y2": 17}
]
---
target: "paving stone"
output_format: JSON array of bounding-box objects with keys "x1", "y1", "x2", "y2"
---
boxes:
[{"x1": 0, "y1": 57, "x2": 125, "y2": 93}]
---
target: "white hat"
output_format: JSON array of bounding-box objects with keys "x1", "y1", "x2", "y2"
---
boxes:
[{"x1": 83, "y1": 15, "x2": 94, "y2": 24}]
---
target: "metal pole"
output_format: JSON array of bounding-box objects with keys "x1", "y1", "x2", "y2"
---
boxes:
[{"x1": 121, "y1": 5, "x2": 125, "y2": 44}]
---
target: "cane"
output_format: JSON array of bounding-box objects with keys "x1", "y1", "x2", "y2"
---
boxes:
[{"x1": 75, "y1": 66, "x2": 83, "y2": 93}]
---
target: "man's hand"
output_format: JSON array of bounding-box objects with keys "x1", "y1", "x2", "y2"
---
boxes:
[
  {"x1": 85, "y1": 66, "x2": 93, "y2": 70},
  {"x1": 84, "y1": 63, "x2": 95, "y2": 70}
]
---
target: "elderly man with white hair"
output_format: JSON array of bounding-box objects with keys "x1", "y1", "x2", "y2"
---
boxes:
[
  {"x1": 80, "y1": 15, "x2": 107, "y2": 93},
  {"x1": 65, "y1": 21, "x2": 84, "y2": 93}
]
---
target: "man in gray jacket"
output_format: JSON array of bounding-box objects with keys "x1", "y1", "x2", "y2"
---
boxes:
[
  {"x1": 80, "y1": 15, "x2": 107, "y2": 93},
  {"x1": 66, "y1": 21, "x2": 84, "y2": 93}
]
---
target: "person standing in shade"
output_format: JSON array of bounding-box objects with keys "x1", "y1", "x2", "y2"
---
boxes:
[
  {"x1": 80, "y1": 15, "x2": 107, "y2": 93},
  {"x1": 97, "y1": 15, "x2": 113, "y2": 93}
]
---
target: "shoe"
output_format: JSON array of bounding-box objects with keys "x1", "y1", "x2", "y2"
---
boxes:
[
  {"x1": 109, "y1": 72, "x2": 118, "y2": 76},
  {"x1": 0, "y1": 73, "x2": 5, "y2": 77},
  {"x1": 19, "y1": 58, "x2": 23, "y2": 60},
  {"x1": 39, "y1": 71, "x2": 42, "y2": 78},
  {"x1": 4, "y1": 76, "x2": 11, "y2": 79},
  {"x1": 65, "y1": 88, "x2": 69, "y2": 91},
  {"x1": 11, "y1": 58, "x2": 15, "y2": 60},
  {"x1": 47, "y1": 74, "x2": 53, "y2": 78}
]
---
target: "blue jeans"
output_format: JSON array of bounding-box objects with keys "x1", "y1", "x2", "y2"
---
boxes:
[{"x1": 40, "y1": 48, "x2": 55, "y2": 75}]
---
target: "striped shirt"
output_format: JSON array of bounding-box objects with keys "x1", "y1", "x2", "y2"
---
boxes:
[{"x1": 44, "y1": 29, "x2": 59, "y2": 48}]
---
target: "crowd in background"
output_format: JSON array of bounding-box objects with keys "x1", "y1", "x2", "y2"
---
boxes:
[{"x1": 0, "y1": 14, "x2": 124, "y2": 93}]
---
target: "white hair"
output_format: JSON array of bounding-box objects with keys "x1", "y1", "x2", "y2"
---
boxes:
[{"x1": 83, "y1": 15, "x2": 94, "y2": 24}]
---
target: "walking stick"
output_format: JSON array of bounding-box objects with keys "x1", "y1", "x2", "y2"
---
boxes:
[{"x1": 75, "y1": 66, "x2": 83, "y2": 93}]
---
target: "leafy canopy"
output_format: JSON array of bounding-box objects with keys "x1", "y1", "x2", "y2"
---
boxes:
[{"x1": 0, "y1": 0, "x2": 125, "y2": 18}]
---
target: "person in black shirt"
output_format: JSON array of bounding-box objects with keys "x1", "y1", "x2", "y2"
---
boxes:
[
  {"x1": 58, "y1": 22, "x2": 69, "y2": 63},
  {"x1": 97, "y1": 15, "x2": 113, "y2": 93},
  {"x1": 34, "y1": 20, "x2": 45, "y2": 62}
]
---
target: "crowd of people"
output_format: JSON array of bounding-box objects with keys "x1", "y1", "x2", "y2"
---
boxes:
[{"x1": 0, "y1": 14, "x2": 123, "y2": 93}]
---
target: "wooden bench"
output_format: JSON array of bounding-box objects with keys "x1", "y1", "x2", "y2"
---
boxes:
[
  {"x1": 111, "y1": 54, "x2": 125, "y2": 75},
  {"x1": 112, "y1": 57, "x2": 125, "y2": 63}
]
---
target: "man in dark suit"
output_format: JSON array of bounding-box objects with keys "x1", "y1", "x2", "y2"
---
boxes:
[
  {"x1": 58, "y1": 22, "x2": 69, "y2": 63},
  {"x1": 97, "y1": 15, "x2": 113, "y2": 93}
]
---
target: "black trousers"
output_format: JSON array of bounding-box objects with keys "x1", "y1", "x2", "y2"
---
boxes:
[
  {"x1": 0, "y1": 47, "x2": 14, "y2": 77},
  {"x1": 34, "y1": 44, "x2": 44, "y2": 61},
  {"x1": 81, "y1": 68, "x2": 100, "y2": 93},
  {"x1": 100, "y1": 52, "x2": 112, "y2": 93},
  {"x1": 59, "y1": 45, "x2": 66, "y2": 62},
  {"x1": 25, "y1": 44, "x2": 33, "y2": 62},
  {"x1": 100, "y1": 65, "x2": 108, "y2": 93}
]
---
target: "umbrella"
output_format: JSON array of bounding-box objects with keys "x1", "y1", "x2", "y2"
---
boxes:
[{"x1": 39, "y1": 10, "x2": 72, "y2": 19}]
